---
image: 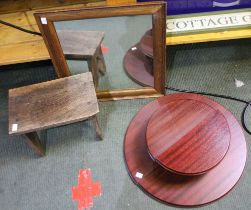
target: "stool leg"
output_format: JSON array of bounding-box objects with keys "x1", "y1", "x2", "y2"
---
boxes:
[
  {"x1": 90, "y1": 116, "x2": 103, "y2": 140},
  {"x1": 22, "y1": 132, "x2": 45, "y2": 156},
  {"x1": 87, "y1": 57, "x2": 99, "y2": 88},
  {"x1": 97, "y1": 46, "x2": 106, "y2": 75}
]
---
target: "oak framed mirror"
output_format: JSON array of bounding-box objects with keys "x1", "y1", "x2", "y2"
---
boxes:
[{"x1": 34, "y1": 2, "x2": 166, "y2": 101}]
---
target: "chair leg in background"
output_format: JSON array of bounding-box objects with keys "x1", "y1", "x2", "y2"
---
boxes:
[
  {"x1": 90, "y1": 116, "x2": 103, "y2": 140},
  {"x1": 22, "y1": 132, "x2": 46, "y2": 156}
]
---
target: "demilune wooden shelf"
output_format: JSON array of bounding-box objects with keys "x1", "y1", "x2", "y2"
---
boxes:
[{"x1": 1, "y1": 0, "x2": 251, "y2": 66}]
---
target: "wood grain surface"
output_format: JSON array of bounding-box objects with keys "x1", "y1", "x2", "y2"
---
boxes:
[
  {"x1": 57, "y1": 30, "x2": 105, "y2": 57},
  {"x1": 123, "y1": 43, "x2": 153, "y2": 87},
  {"x1": 0, "y1": 1, "x2": 106, "y2": 66},
  {"x1": 124, "y1": 93, "x2": 246, "y2": 206},
  {"x1": 106, "y1": 0, "x2": 136, "y2": 5},
  {"x1": 146, "y1": 99, "x2": 230, "y2": 176},
  {"x1": 9, "y1": 72, "x2": 98, "y2": 135},
  {"x1": 0, "y1": 0, "x2": 104, "y2": 14},
  {"x1": 139, "y1": 29, "x2": 153, "y2": 58}
]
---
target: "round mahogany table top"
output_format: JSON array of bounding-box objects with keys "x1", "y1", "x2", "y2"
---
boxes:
[
  {"x1": 124, "y1": 93, "x2": 246, "y2": 207},
  {"x1": 139, "y1": 29, "x2": 153, "y2": 58},
  {"x1": 146, "y1": 99, "x2": 230, "y2": 176},
  {"x1": 123, "y1": 43, "x2": 153, "y2": 87}
]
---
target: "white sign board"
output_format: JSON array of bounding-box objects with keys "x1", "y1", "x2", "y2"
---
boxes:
[{"x1": 166, "y1": 11, "x2": 251, "y2": 34}]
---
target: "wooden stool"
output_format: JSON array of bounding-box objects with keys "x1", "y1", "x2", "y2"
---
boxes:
[
  {"x1": 8, "y1": 72, "x2": 103, "y2": 157},
  {"x1": 57, "y1": 30, "x2": 106, "y2": 87}
]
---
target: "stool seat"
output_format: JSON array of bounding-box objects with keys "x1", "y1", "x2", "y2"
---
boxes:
[
  {"x1": 9, "y1": 72, "x2": 103, "y2": 156},
  {"x1": 57, "y1": 30, "x2": 107, "y2": 87},
  {"x1": 57, "y1": 30, "x2": 105, "y2": 58}
]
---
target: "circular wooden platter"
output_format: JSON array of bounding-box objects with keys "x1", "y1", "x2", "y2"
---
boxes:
[
  {"x1": 139, "y1": 29, "x2": 153, "y2": 58},
  {"x1": 124, "y1": 93, "x2": 246, "y2": 207},
  {"x1": 146, "y1": 100, "x2": 230, "y2": 176},
  {"x1": 123, "y1": 43, "x2": 153, "y2": 87}
]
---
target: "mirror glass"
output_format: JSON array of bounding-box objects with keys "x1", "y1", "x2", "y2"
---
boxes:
[{"x1": 54, "y1": 14, "x2": 153, "y2": 92}]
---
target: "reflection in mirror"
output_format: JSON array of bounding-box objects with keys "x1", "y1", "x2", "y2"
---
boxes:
[
  {"x1": 34, "y1": 3, "x2": 166, "y2": 100},
  {"x1": 54, "y1": 15, "x2": 153, "y2": 92}
]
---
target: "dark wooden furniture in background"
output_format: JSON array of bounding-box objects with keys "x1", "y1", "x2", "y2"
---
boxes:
[
  {"x1": 139, "y1": 29, "x2": 153, "y2": 58},
  {"x1": 57, "y1": 30, "x2": 106, "y2": 87},
  {"x1": 9, "y1": 72, "x2": 103, "y2": 157},
  {"x1": 34, "y1": 2, "x2": 166, "y2": 101},
  {"x1": 123, "y1": 43, "x2": 153, "y2": 87},
  {"x1": 124, "y1": 93, "x2": 246, "y2": 206},
  {"x1": 124, "y1": 29, "x2": 154, "y2": 87}
]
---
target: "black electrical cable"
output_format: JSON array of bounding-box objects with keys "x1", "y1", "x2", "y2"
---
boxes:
[
  {"x1": 241, "y1": 101, "x2": 251, "y2": 135},
  {"x1": 166, "y1": 86, "x2": 251, "y2": 135},
  {"x1": 0, "y1": 20, "x2": 42, "y2": 36}
]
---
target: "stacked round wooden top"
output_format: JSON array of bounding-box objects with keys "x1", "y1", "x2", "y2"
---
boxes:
[
  {"x1": 146, "y1": 99, "x2": 230, "y2": 176},
  {"x1": 139, "y1": 29, "x2": 153, "y2": 59},
  {"x1": 124, "y1": 93, "x2": 246, "y2": 206},
  {"x1": 123, "y1": 29, "x2": 154, "y2": 87}
]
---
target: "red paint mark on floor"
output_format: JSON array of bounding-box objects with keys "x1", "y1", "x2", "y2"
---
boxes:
[
  {"x1": 72, "y1": 168, "x2": 101, "y2": 210},
  {"x1": 101, "y1": 44, "x2": 109, "y2": 54}
]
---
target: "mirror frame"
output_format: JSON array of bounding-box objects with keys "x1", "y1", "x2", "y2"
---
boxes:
[{"x1": 34, "y1": 2, "x2": 166, "y2": 101}]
